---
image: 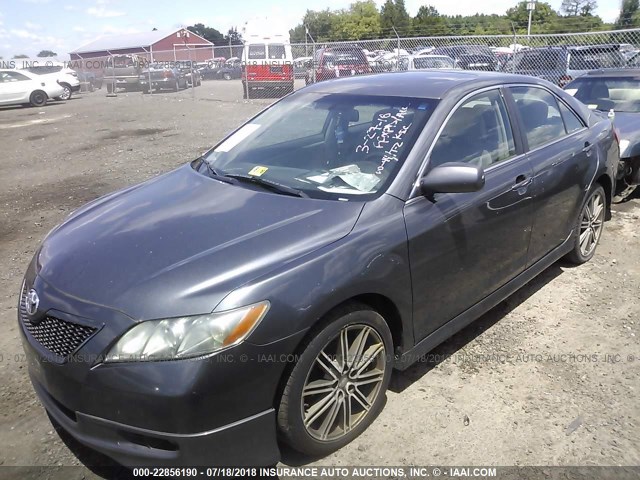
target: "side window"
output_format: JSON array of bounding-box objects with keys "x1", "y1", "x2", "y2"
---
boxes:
[
  {"x1": 558, "y1": 101, "x2": 584, "y2": 134},
  {"x1": 429, "y1": 89, "x2": 516, "y2": 169},
  {"x1": 511, "y1": 86, "x2": 566, "y2": 150},
  {"x1": 2, "y1": 72, "x2": 30, "y2": 82}
]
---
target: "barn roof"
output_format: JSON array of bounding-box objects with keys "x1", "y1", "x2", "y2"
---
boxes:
[{"x1": 70, "y1": 28, "x2": 212, "y2": 54}]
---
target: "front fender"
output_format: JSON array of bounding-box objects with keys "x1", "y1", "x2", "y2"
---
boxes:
[{"x1": 215, "y1": 194, "x2": 414, "y2": 351}]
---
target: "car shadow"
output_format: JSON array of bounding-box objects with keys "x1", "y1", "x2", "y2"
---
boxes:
[
  {"x1": 0, "y1": 102, "x2": 67, "y2": 112},
  {"x1": 389, "y1": 263, "x2": 564, "y2": 393},
  {"x1": 281, "y1": 262, "x2": 565, "y2": 466}
]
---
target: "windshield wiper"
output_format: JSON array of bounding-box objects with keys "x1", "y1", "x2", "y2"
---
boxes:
[
  {"x1": 199, "y1": 158, "x2": 237, "y2": 185},
  {"x1": 224, "y1": 174, "x2": 308, "y2": 198}
]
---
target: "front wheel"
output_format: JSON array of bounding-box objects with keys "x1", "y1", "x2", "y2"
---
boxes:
[
  {"x1": 277, "y1": 303, "x2": 392, "y2": 456},
  {"x1": 565, "y1": 184, "x2": 606, "y2": 265}
]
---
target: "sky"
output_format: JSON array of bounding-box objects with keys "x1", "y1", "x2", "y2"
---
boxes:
[{"x1": 0, "y1": 0, "x2": 623, "y2": 59}]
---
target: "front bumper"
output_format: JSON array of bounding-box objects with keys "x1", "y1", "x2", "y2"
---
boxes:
[
  {"x1": 33, "y1": 378, "x2": 278, "y2": 466},
  {"x1": 19, "y1": 274, "x2": 305, "y2": 466},
  {"x1": 140, "y1": 78, "x2": 177, "y2": 90},
  {"x1": 242, "y1": 80, "x2": 293, "y2": 90}
]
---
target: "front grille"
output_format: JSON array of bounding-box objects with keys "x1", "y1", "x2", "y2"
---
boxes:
[{"x1": 20, "y1": 285, "x2": 97, "y2": 357}]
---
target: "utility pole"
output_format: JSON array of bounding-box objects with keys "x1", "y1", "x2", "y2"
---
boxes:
[
  {"x1": 526, "y1": 1, "x2": 536, "y2": 37},
  {"x1": 392, "y1": 26, "x2": 400, "y2": 71}
]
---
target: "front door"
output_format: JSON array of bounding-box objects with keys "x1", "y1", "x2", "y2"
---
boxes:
[{"x1": 404, "y1": 88, "x2": 535, "y2": 342}]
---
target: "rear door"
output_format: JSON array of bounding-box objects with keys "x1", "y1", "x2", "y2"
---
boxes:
[
  {"x1": 404, "y1": 88, "x2": 535, "y2": 341},
  {"x1": 508, "y1": 85, "x2": 594, "y2": 265}
]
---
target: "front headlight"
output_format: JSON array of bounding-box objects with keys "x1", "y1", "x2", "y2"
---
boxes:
[{"x1": 105, "y1": 301, "x2": 269, "y2": 362}]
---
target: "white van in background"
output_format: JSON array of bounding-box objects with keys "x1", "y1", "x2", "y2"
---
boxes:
[{"x1": 241, "y1": 20, "x2": 294, "y2": 99}]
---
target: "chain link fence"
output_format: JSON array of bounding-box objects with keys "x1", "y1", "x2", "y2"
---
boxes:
[{"x1": 66, "y1": 28, "x2": 640, "y2": 103}]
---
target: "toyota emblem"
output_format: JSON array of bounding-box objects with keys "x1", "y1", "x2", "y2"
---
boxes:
[{"x1": 25, "y1": 289, "x2": 39, "y2": 316}]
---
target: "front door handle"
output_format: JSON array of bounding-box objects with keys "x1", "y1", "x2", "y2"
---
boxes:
[{"x1": 511, "y1": 174, "x2": 531, "y2": 192}]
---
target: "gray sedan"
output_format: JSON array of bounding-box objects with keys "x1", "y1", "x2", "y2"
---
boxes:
[{"x1": 19, "y1": 71, "x2": 618, "y2": 467}]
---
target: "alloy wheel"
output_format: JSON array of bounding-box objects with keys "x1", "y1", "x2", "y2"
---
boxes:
[
  {"x1": 60, "y1": 86, "x2": 71, "y2": 100},
  {"x1": 579, "y1": 190, "x2": 605, "y2": 257},
  {"x1": 301, "y1": 324, "x2": 386, "y2": 442}
]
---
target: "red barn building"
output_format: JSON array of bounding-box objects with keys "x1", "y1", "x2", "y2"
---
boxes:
[{"x1": 69, "y1": 28, "x2": 214, "y2": 63}]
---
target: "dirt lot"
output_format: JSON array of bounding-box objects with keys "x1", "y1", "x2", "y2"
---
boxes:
[{"x1": 0, "y1": 81, "x2": 638, "y2": 478}]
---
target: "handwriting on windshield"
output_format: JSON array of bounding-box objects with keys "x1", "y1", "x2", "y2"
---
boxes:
[{"x1": 355, "y1": 107, "x2": 413, "y2": 175}]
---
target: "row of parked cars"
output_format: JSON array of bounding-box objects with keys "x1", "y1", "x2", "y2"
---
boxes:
[
  {"x1": 102, "y1": 56, "x2": 203, "y2": 94},
  {"x1": 300, "y1": 43, "x2": 639, "y2": 87}
]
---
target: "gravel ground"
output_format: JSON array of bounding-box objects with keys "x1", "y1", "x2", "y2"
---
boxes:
[{"x1": 0, "y1": 81, "x2": 638, "y2": 479}]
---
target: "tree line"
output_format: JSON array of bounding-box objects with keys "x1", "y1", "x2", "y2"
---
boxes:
[
  {"x1": 5, "y1": 0, "x2": 640, "y2": 59},
  {"x1": 289, "y1": 0, "x2": 640, "y2": 42}
]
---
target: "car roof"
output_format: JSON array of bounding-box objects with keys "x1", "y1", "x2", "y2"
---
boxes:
[
  {"x1": 580, "y1": 68, "x2": 640, "y2": 77},
  {"x1": 524, "y1": 44, "x2": 621, "y2": 52},
  {"x1": 301, "y1": 70, "x2": 545, "y2": 99}
]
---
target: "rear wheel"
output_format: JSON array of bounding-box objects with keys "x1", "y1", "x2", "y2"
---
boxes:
[
  {"x1": 223, "y1": 72, "x2": 232, "y2": 81},
  {"x1": 277, "y1": 303, "x2": 392, "y2": 456},
  {"x1": 29, "y1": 90, "x2": 47, "y2": 107},
  {"x1": 565, "y1": 184, "x2": 606, "y2": 265}
]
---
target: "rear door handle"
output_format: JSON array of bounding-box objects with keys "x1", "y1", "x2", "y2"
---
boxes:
[{"x1": 583, "y1": 141, "x2": 593, "y2": 156}]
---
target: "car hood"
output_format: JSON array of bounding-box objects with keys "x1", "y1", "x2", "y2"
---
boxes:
[
  {"x1": 38, "y1": 164, "x2": 364, "y2": 320},
  {"x1": 614, "y1": 112, "x2": 640, "y2": 158}
]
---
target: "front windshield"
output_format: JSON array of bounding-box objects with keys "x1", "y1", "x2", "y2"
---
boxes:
[
  {"x1": 324, "y1": 50, "x2": 367, "y2": 66},
  {"x1": 566, "y1": 77, "x2": 640, "y2": 113},
  {"x1": 201, "y1": 92, "x2": 438, "y2": 200},
  {"x1": 568, "y1": 48, "x2": 624, "y2": 70}
]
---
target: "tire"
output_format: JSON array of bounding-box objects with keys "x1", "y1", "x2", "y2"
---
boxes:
[
  {"x1": 29, "y1": 90, "x2": 47, "y2": 107},
  {"x1": 565, "y1": 184, "x2": 606, "y2": 265},
  {"x1": 106, "y1": 83, "x2": 114, "y2": 94},
  {"x1": 613, "y1": 185, "x2": 637, "y2": 203},
  {"x1": 277, "y1": 302, "x2": 393, "y2": 456},
  {"x1": 142, "y1": 87, "x2": 149, "y2": 94},
  {"x1": 174, "y1": 80, "x2": 180, "y2": 92},
  {"x1": 223, "y1": 72, "x2": 232, "y2": 81},
  {"x1": 55, "y1": 83, "x2": 72, "y2": 101},
  {"x1": 196, "y1": 79, "x2": 202, "y2": 86}
]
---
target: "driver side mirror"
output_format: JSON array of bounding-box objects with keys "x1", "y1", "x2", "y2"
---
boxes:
[{"x1": 420, "y1": 162, "x2": 485, "y2": 196}]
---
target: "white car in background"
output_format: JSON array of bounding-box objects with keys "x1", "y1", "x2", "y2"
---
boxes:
[
  {"x1": 18, "y1": 60, "x2": 80, "y2": 100},
  {"x1": 0, "y1": 69, "x2": 65, "y2": 107}
]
